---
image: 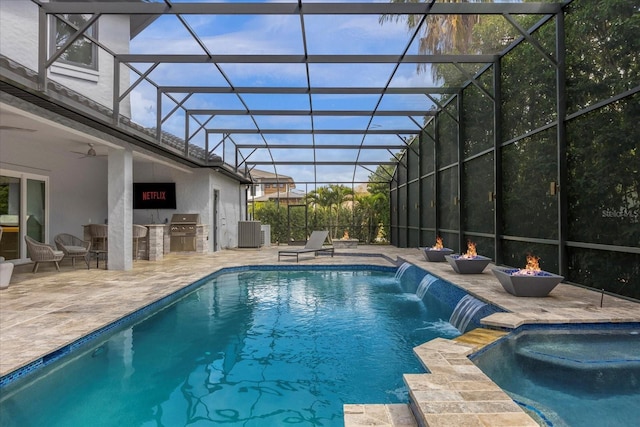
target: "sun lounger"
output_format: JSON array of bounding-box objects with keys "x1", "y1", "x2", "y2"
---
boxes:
[{"x1": 278, "y1": 230, "x2": 334, "y2": 262}]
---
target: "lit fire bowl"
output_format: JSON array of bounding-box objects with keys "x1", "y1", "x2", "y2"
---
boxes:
[
  {"x1": 445, "y1": 254, "x2": 492, "y2": 274},
  {"x1": 492, "y1": 267, "x2": 564, "y2": 297},
  {"x1": 421, "y1": 247, "x2": 454, "y2": 262}
]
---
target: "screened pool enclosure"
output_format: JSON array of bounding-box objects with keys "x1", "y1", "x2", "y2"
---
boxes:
[{"x1": 1, "y1": 0, "x2": 637, "y2": 298}]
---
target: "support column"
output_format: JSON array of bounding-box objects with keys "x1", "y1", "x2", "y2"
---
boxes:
[
  {"x1": 556, "y1": 11, "x2": 569, "y2": 277},
  {"x1": 456, "y1": 92, "x2": 464, "y2": 252},
  {"x1": 493, "y1": 61, "x2": 503, "y2": 265},
  {"x1": 108, "y1": 148, "x2": 133, "y2": 270}
]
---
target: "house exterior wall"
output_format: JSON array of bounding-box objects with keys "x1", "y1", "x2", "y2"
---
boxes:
[
  {"x1": 0, "y1": 124, "x2": 109, "y2": 241},
  {"x1": 0, "y1": 1, "x2": 248, "y2": 264},
  {"x1": 263, "y1": 181, "x2": 294, "y2": 195},
  {"x1": 1, "y1": 120, "x2": 246, "y2": 254},
  {"x1": 0, "y1": 0, "x2": 132, "y2": 117},
  {"x1": 133, "y1": 164, "x2": 245, "y2": 251}
]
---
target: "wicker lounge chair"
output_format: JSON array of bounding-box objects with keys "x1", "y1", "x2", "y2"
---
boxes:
[
  {"x1": 55, "y1": 233, "x2": 91, "y2": 269},
  {"x1": 25, "y1": 235, "x2": 65, "y2": 273},
  {"x1": 278, "y1": 230, "x2": 334, "y2": 262}
]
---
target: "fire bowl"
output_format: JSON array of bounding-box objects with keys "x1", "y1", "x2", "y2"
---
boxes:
[
  {"x1": 445, "y1": 255, "x2": 492, "y2": 274},
  {"x1": 492, "y1": 267, "x2": 564, "y2": 297},
  {"x1": 420, "y1": 247, "x2": 454, "y2": 262}
]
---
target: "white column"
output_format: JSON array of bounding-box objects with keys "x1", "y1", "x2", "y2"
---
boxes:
[{"x1": 107, "y1": 148, "x2": 133, "y2": 270}]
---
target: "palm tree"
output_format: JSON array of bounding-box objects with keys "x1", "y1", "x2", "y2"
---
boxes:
[
  {"x1": 355, "y1": 193, "x2": 388, "y2": 243},
  {"x1": 305, "y1": 185, "x2": 354, "y2": 239},
  {"x1": 380, "y1": 0, "x2": 482, "y2": 77},
  {"x1": 329, "y1": 184, "x2": 354, "y2": 238}
]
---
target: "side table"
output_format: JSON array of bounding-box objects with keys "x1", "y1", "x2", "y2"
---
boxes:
[{"x1": 89, "y1": 249, "x2": 108, "y2": 269}]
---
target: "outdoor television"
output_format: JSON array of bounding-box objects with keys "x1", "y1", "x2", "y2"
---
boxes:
[{"x1": 133, "y1": 182, "x2": 177, "y2": 209}]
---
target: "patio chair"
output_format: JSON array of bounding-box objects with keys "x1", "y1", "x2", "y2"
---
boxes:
[
  {"x1": 55, "y1": 233, "x2": 91, "y2": 269},
  {"x1": 278, "y1": 230, "x2": 334, "y2": 262},
  {"x1": 24, "y1": 235, "x2": 65, "y2": 273}
]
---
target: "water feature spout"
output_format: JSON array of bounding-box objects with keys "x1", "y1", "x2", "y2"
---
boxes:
[
  {"x1": 449, "y1": 294, "x2": 487, "y2": 333},
  {"x1": 416, "y1": 274, "x2": 438, "y2": 299},
  {"x1": 394, "y1": 262, "x2": 412, "y2": 281}
]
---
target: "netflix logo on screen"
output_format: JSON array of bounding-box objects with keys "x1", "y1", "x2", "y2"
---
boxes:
[{"x1": 133, "y1": 183, "x2": 177, "y2": 209}]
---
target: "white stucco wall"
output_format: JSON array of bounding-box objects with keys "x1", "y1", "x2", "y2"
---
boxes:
[
  {"x1": 2, "y1": 132, "x2": 246, "y2": 254},
  {"x1": 0, "y1": 134, "x2": 109, "y2": 241},
  {"x1": 133, "y1": 164, "x2": 246, "y2": 251},
  {"x1": 0, "y1": 1, "x2": 39, "y2": 72},
  {"x1": 0, "y1": 3, "x2": 247, "y2": 265},
  {"x1": 0, "y1": 0, "x2": 131, "y2": 116}
]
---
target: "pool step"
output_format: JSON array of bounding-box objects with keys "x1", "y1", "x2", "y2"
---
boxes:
[
  {"x1": 453, "y1": 327, "x2": 507, "y2": 349},
  {"x1": 344, "y1": 404, "x2": 417, "y2": 426}
]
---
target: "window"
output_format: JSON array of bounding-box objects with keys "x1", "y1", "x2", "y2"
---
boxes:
[{"x1": 51, "y1": 13, "x2": 98, "y2": 70}]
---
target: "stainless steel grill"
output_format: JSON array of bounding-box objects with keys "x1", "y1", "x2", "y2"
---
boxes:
[{"x1": 169, "y1": 214, "x2": 199, "y2": 252}]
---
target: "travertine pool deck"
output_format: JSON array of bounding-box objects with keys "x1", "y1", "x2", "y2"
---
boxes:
[{"x1": 1, "y1": 245, "x2": 639, "y2": 426}]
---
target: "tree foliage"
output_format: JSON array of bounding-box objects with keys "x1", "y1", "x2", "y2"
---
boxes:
[
  {"x1": 252, "y1": 178, "x2": 390, "y2": 245},
  {"x1": 380, "y1": 0, "x2": 481, "y2": 79}
]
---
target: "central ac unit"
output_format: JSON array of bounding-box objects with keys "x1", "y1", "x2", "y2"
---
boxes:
[
  {"x1": 261, "y1": 224, "x2": 271, "y2": 247},
  {"x1": 238, "y1": 221, "x2": 261, "y2": 248}
]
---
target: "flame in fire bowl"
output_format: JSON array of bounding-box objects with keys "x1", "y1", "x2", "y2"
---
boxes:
[
  {"x1": 492, "y1": 267, "x2": 564, "y2": 297},
  {"x1": 420, "y1": 247, "x2": 454, "y2": 262},
  {"x1": 445, "y1": 254, "x2": 492, "y2": 274}
]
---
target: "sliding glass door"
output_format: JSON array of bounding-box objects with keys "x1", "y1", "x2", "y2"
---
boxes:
[{"x1": 0, "y1": 171, "x2": 48, "y2": 261}]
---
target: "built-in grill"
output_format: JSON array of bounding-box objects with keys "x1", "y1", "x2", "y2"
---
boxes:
[{"x1": 169, "y1": 213, "x2": 200, "y2": 252}]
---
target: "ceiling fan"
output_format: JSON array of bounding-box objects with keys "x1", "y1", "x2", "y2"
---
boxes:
[{"x1": 72, "y1": 143, "x2": 106, "y2": 159}]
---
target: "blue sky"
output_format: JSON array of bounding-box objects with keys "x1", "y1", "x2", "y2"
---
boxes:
[{"x1": 128, "y1": 1, "x2": 439, "y2": 186}]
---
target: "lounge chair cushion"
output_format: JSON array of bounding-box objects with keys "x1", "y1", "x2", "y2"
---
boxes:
[{"x1": 62, "y1": 245, "x2": 87, "y2": 255}]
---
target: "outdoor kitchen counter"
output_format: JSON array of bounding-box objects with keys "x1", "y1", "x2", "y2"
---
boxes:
[
  {"x1": 134, "y1": 222, "x2": 208, "y2": 261},
  {"x1": 144, "y1": 224, "x2": 169, "y2": 261}
]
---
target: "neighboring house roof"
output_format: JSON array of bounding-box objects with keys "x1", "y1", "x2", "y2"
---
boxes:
[
  {"x1": 249, "y1": 169, "x2": 294, "y2": 183},
  {"x1": 251, "y1": 190, "x2": 306, "y2": 202}
]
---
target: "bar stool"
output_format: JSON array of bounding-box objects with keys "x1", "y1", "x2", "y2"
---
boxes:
[
  {"x1": 88, "y1": 224, "x2": 108, "y2": 251},
  {"x1": 132, "y1": 225, "x2": 147, "y2": 261}
]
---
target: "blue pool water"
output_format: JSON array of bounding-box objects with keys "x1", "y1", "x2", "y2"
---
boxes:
[
  {"x1": 0, "y1": 267, "x2": 466, "y2": 427},
  {"x1": 471, "y1": 325, "x2": 640, "y2": 427}
]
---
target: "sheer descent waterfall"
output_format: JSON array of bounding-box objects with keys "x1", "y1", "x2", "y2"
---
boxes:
[
  {"x1": 394, "y1": 262, "x2": 500, "y2": 334},
  {"x1": 416, "y1": 274, "x2": 438, "y2": 299},
  {"x1": 449, "y1": 295, "x2": 487, "y2": 333},
  {"x1": 394, "y1": 262, "x2": 411, "y2": 281}
]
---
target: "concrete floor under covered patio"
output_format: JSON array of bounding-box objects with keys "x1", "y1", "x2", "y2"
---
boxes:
[{"x1": 1, "y1": 245, "x2": 639, "y2": 426}]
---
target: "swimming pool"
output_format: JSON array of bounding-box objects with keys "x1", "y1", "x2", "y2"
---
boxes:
[
  {"x1": 0, "y1": 265, "x2": 479, "y2": 427},
  {"x1": 471, "y1": 324, "x2": 640, "y2": 427}
]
